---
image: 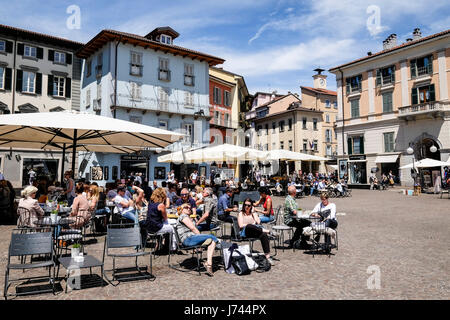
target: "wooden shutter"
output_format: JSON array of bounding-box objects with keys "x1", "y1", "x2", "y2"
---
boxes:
[
  {"x1": 16, "y1": 69, "x2": 23, "y2": 92},
  {"x1": 384, "y1": 134, "x2": 389, "y2": 152},
  {"x1": 345, "y1": 78, "x2": 350, "y2": 94},
  {"x1": 65, "y1": 78, "x2": 71, "y2": 98},
  {"x1": 391, "y1": 65, "x2": 395, "y2": 82},
  {"x1": 376, "y1": 69, "x2": 381, "y2": 86},
  {"x1": 5, "y1": 40, "x2": 13, "y2": 53},
  {"x1": 48, "y1": 50, "x2": 54, "y2": 61},
  {"x1": 66, "y1": 53, "x2": 72, "y2": 65},
  {"x1": 36, "y1": 47, "x2": 43, "y2": 59},
  {"x1": 410, "y1": 59, "x2": 416, "y2": 78},
  {"x1": 35, "y1": 73, "x2": 42, "y2": 94},
  {"x1": 429, "y1": 84, "x2": 435, "y2": 102},
  {"x1": 4, "y1": 68, "x2": 12, "y2": 90},
  {"x1": 347, "y1": 137, "x2": 352, "y2": 155},
  {"x1": 411, "y1": 88, "x2": 418, "y2": 105},
  {"x1": 17, "y1": 43, "x2": 24, "y2": 56},
  {"x1": 47, "y1": 74, "x2": 54, "y2": 95},
  {"x1": 360, "y1": 137, "x2": 364, "y2": 154}
]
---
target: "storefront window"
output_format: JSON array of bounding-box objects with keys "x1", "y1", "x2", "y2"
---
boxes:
[
  {"x1": 120, "y1": 155, "x2": 147, "y2": 180},
  {"x1": 349, "y1": 162, "x2": 367, "y2": 184}
]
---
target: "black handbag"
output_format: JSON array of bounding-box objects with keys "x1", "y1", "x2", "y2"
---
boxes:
[
  {"x1": 228, "y1": 247, "x2": 251, "y2": 275},
  {"x1": 252, "y1": 254, "x2": 271, "y2": 272}
]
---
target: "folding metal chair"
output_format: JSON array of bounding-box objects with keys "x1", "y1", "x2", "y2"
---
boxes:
[
  {"x1": 102, "y1": 223, "x2": 154, "y2": 286},
  {"x1": 4, "y1": 228, "x2": 56, "y2": 300},
  {"x1": 169, "y1": 225, "x2": 214, "y2": 276}
]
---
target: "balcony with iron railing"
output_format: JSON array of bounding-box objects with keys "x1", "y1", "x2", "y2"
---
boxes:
[
  {"x1": 158, "y1": 69, "x2": 171, "y2": 82},
  {"x1": 398, "y1": 100, "x2": 449, "y2": 119},
  {"x1": 415, "y1": 65, "x2": 433, "y2": 77}
]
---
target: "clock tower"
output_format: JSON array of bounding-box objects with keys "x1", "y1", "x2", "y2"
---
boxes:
[{"x1": 313, "y1": 68, "x2": 327, "y2": 89}]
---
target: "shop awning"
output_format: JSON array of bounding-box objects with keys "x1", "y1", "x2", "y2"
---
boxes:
[{"x1": 374, "y1": 154, "x2": 399, "y2": 164}]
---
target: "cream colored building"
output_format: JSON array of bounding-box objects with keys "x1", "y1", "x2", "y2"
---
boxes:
[
  {"x1": 247, "y1": 94, "x2": 324, "y2": 175},
  {"x1": 300, "y1": 70, "x2": 338, "y2": 160},
  {"x1": 0, "y1": 24, "x2": 83, "y2": 187},
  {"x1": 329, "y1": 28, "x2": 450, "y2": 187}
]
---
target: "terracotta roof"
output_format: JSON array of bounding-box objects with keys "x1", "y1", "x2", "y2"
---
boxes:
[
  {"x1": 254, "y1": 104, "x2": 322, "y2": 122},
  {"x1": 0, "y1": 24, "x2": 84, "y2": 50},
  {"x1": 329, "y1": 28, "x2": 450, "y2": 71},
  {"x1": 145, "y1": 26, "x2": 180, "y2": 40},
  {"x1": 76, "y1": 29, "x2": 225, "y2": 66},
  {"x1": 300, "y1": 86, "x2": 337, "y2": 96},
  {"x1": 253, "y1": 93, "x2": 301, "y2": 110}
]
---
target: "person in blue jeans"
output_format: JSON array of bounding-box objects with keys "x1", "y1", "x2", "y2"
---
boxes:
[
  {"x1": 177, "y1": 204, "x2": 219, "y2": 276},
  {"x1": 113, "y1": 186, "x2": 138, "y2": 223}
]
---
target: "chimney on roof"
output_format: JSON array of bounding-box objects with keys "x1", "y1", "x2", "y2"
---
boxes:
[
  {"x1": 367, "y1": 51, "x2": 372, "y2": 56},
  {"x1": 271, "y1": 91, "x2": 277, "y2": 101},
  {"x1": 406, "y1": 38, "x2": 413, "y2": 42},
  {"x1": 413, "y1": 28, "x2": 422, "y2": 40},
  {"x1": 383, "y1": 34, "x2": 397, "y2": 50}
]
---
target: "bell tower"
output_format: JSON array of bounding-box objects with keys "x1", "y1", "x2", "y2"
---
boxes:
[{"x1": 313, "y1": 68, "x2": 327, "y2": 89}]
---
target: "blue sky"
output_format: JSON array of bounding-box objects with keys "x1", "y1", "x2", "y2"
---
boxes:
[{"x1": 1, "y1": 0, "x2": 449, "y2": 95}]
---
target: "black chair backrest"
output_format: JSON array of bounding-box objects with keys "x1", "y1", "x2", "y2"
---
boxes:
[
  {"x1": 247, "y1": 191, "x2": 260, "y2": 202},
  {"x1": 107, "y1": 224, "x2": 142, "y2": 249},
  {"x1": 172, "y1": 225, "x2": 184, "y2": 247},
  {"x1": 10, "y1": 229, "x2": 53, "y2": 256},
  {"x1": 232, "y1": 218, "x2": 242, "y2": 240},
  {"x1": 17, "y1": 207, "x2": 33, "y2": 228}
]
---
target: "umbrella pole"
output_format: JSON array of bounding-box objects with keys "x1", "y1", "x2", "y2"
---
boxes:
[
  {"x1": 60, "y1": 144, "x2": 66, "y2": 183},
  {"x1": 72, "y1": 129, "x2": 77, "y2": 178}
]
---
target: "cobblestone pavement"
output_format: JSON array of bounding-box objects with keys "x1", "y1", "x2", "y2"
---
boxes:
[{"x1": 1, "y1": 188, "x2": 449, "y2": 300}]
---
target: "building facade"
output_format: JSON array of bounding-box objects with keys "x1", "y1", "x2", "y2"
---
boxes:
[
  {"x1": 330, "y1": 28, "x2": 450, "y2": 187},
  {"x1": 76, "y1": 27, "x2": 224, "y2": 185},
  {"x1": 246, "y1": 94, "x2": 324, "y2": 175},
  {"x1": 0, "y1": 24, "x2": 83, "y2": 187},
  {"x1": 300, "y1": 69, "x2": 338, "y2": 161}
]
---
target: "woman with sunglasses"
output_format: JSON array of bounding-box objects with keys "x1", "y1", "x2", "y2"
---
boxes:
[
  {"x1": 176, "y1": 203, "x2": 219, "y2": 276},
  {"x1": 238, "y1": 198, "x2": 275, "y2": 266}
]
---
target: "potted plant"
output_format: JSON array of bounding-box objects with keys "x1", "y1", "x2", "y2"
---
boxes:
[
  {"x1": 50, "y1": 209, "x2": 58, "y2": 223},
  {"x1": 71, "y1": 243, "x2": 81, "y2": 258}
]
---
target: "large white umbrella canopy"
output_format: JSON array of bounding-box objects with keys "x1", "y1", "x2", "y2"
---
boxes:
[
  {"x1": 264, "y1": 149, "x2": 312, "y2": 161},
  {"x1": 399, "y1": 158, "x2": 449, "y2": 169},
  {"x1": 0, "y1": 111, "x2": 183, "y2": 147},
  {"x1": 157, "y1": 144, "x2": 267, "y2": 163},
  {"x1": 0, "y1": 111, "x2": 184, "y2": 178}
]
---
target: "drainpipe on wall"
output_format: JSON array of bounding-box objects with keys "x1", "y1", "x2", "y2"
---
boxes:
[
  {"x1": 113, "y1": 36, "x2": 122, "y2": 119},
  {"x1": 339, "y1": 68, "x2": 345, "y2": 157},
  {"x1": 11, "y1": 34, "x2": 18, "y2": 114}
]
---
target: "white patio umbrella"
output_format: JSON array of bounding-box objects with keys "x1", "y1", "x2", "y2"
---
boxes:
[
  {"x1": 264, "y1": 149, "x2": 312, "y2": 161},
  {"x1": 399, "y1": 158, "x2": 449, "y2": 169},
  {"x1": 0, "y1": 111, "x2": 184, "y2": 180},
  {"x1": 157, "y1": 143, "x2": 267, "y2": 163}
]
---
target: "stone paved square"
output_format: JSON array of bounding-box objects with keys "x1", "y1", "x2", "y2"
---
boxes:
[{"x1": 1, "y1": 189, "x2": 449, "y2": 300}]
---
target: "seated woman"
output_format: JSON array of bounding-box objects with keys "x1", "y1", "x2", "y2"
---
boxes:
[
  {"x1": 238, "y1": 198, "x2": 275, "y2": 266},
  {"x1": 70, "y1": 182, "x2": 91, "y2": 229},
  {"x1": 17, "y1": 186, "x2": 45, "y2": 228},
  {"x1": 143, "y1": 187, "x2": 176, "y2": 251},
  {"x1": 253, "y1": 186, "x2": 274, "y2": 223},
  {"x1": 176, "y1": 203, "x2": 219, "y2": 276},
  {"x1": 133, "y1": 186, "x2": 148, "y2": 246},
  {"x1": 309, "y1": 192, "x2": 338, "y2": 248}
]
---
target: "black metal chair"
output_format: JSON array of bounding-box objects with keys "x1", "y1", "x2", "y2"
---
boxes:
[
  {"x1": 102, "y1": 223, "x2": 154, "y2": 286},
  {"x1": 4, "y1": 228, "x2": 56, "y2": 300},
  {"x1": 306, "y1": 221, "x2": 338, "y2": 257},
  {"x1": 230, "y1": 218, "x2": 262, "y2": 255},
  {"x1": 56, "y1": 214, "x2": 87, "y2": 257},
  {"x1": 169, "y1": 225, "x2": 214, "y2": 276},
  {"x1": 16, "y1": 207, "x2": 33, "y2": 229}
]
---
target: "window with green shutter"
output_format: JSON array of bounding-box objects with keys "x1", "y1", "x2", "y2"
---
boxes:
[
  {"x1": 347, "y1": 137, "x2": 352, "y2": 155},
  {"x1": 350, "y1": 99, "x2": 360, "y2": 118},
  {"x1": 382, "y1": 92, "x2": 393, "y2": 112},
  {"x1": 384, "y1": 132, "x2": 395, "y2": 152}
]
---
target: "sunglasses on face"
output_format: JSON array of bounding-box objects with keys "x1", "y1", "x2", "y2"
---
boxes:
[{"x1": 244, "y1": 203, "x2": 252, "y2": 207}]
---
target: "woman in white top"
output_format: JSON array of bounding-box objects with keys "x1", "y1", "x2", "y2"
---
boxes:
[{"x1": 309, "y1": 192, "x2": 338, "y2": 247}]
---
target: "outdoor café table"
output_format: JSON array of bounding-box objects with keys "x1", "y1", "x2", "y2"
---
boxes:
[
  {"x1": 34, "y1": 217, "x2": 76, "y2": 240},
  {"x1": 58, "y1": 255, "x2": 104, "y2": 293}
]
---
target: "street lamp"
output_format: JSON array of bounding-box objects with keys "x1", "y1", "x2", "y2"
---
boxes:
[{"x1": 407, "y1": 146, "x2": 417, "y2": 189}]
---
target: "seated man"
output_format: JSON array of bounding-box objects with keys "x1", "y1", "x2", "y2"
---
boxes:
[
  {"x1": 175, "y1": 188, "x2": 197, "y2": 209},
  {"x1": 113, "y1": 186, "x2": 137, "y2": 223},
  {"x1": 166, "y1": 183, "x2": 179, "y2": 208},
  {"x1": 195, "y1": 187, "x2": 218, "y2": 232},
  {"x1": 217, "y1": 187, "x2": 238, "y2": 234},
  {"x1": 284, "y1": 185, "x2": 311, "y2": 249}
]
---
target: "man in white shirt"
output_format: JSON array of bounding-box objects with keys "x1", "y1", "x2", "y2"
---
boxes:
[
  {"x1": 318, "y1": 179, "x2": 327, "y2": 192},
  {"x1": 113, "y1": 186, "x2": 137, "y2": 223}
]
